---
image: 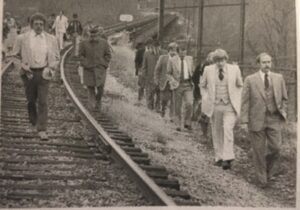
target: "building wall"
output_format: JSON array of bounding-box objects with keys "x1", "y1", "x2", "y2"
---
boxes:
[{"x1": 4, "y1": 0, "x2": 140, "y2": 27}]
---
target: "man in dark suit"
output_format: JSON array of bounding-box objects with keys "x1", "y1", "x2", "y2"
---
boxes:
[
  {"x1": 142, "y1": 39, "x2": 166, "y2": 111},
  {"x1": 134, "y1": 42, "x2": 145, "y2": 101},
  {"x1": 79, "y1": 27, "x2": 112, "y2": 111},
  {"x1": 67, "y1": 13, "x2": 83, "y2": 57},
  {"x1": 240, "y1": 53, "x2": 288, "y2": 187}
]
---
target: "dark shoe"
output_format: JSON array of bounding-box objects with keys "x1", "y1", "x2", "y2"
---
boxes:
[
  {"x1": 30, "y1": 119, "x2": 36, "y2": 126},
  {"x1": 38, "y1": 131, "x2": 48, "y2": 141},
  {"x1": 213, "y1": 160, "x2": 223, "y2": 167},
  {"x1": 222, "y1": 160, "x2": 233, "y2": 170},
  {"x1": 184, "y1": 124, "x2": 192, "y2": 131}
]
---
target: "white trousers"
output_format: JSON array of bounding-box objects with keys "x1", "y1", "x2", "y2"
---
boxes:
[
  {"x1": 211, "y1": 104, "x2": 237, "y2": 161},
  {"x1": 56, "y1": 32, "x2": 64, "y2": 50}
]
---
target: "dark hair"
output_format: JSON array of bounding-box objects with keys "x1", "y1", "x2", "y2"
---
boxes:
[
  {"x1": 153, "y1": 39, "x2": 160, "y2": 46},
  {"x1": 73, "y1": 13, "x2": 78, "y2": 18},
  {"x1": 256, "y1": 52, "x2": 272, "y2": 63},
  {"x1": 30, "y1": 12, "x2": 47, "y2": 27}
]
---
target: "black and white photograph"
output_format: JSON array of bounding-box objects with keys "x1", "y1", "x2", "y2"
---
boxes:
[{"x1": 0, "y1": 0, "x2": 298, "y2": 208}]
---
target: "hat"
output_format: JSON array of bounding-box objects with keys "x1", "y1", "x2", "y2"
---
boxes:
[
  {"x1": 168, "y1": 42, "x2": 178, "y2": 49},
  {"x1": 89, "y1": 26, "x2": 99, "y2": 35},
  {"x1": 145, "y1": 38, "x2": 153, "y2": 45}
]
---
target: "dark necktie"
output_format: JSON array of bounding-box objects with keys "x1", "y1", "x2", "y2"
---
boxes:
[
  {"x1": 265, "y1": 73, "x2": 269, "y2": 89},
  {"x1": 219, "y1": 68, "x2": 224, "y2": 81}
]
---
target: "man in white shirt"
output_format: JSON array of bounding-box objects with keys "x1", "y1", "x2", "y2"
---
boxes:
[
  {"x1": 240, "y1": 53, "x2": 288, "y2": 187},
  {"x1": 167, "y1": 46, "x2": 194, "y2": 131},
  {"x1": 200, "y1": 49, "x2": 243, "y2": 170},
  {"x1": 10, "y1": 13, "x2": 60, "y2": 140},
  {"x1": 52, "y1": 10, "x2": 68, "y2": 50}
]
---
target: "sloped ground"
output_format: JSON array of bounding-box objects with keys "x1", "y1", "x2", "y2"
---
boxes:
[{"x1": 101, "y1": 44, "x2": 297, "y2": 207}]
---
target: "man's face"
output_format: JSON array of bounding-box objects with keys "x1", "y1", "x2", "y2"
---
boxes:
[
  {"x1": 215, "y1": 58, "x2": 226, "y2": 69},
  {"x1": 90, "y1": 33, "x2": 98, "y2": 41},
  {"x1": 32, "y1": 20, "x2": 44, "y2": 35},
  {"x1": 259, "y1": 54, "x2": 272, "y2": 73},
  {"x1": 178, "y1": 49, "x2": 186, "y2": 58},
  {"x1": 169, "y1": 48, "x2": 177, "y2": 57}
]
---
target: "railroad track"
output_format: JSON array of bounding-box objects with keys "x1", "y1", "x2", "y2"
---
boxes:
[{"x1": 0, "y1": 14, "x2": 198, "y2": 207}]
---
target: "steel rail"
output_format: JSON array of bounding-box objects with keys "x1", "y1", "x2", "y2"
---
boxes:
[{"x1": 60, "y1": 46, "x2": 176, "y2": 206}]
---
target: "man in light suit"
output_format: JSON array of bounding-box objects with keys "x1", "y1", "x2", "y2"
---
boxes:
[
  {"x1": 154, "y1": 42, "x2": 178, "y2": 118},
  {"x1": 52, "y1": 10, "x2": 68, "y2": 50},
  {"x1": 240, "y1": 53, "x2": 288, "y2": 187},
  {"x1": 10, "y1": 13, "x2": 60, "y2": 140},
  {"x1": 200, "y1": 49, "x2": 243, "y2": 170},
  {"x1": 167, "y1": 45, "x2": 194, "y2": 131}
]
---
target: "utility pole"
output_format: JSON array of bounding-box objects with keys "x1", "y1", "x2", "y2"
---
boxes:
[
  {"x1": 196, "y1": 0, "x2": 204, "y2": 60},
  {"x1": 239, "y1": 0, "x2": 246, "y2": 65},
  {"x1": 158, "y1": 0, "x2": 165, "y2": 42}
]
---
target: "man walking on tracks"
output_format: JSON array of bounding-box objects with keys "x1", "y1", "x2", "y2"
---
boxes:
[
  {"x1": 67, "y1": 13, "x2": 83, "y2": 57},
  {"x1": 167, "y1": 45, "x2": 194, "y2": 131},
  {"x1": 79, "y1": 27, "x2": 112, "y2": 111},
  {"x1": 52, "y1": 10, "x2": 68, "y2": 50},
  {"x1": 200, "y1": 49, "x2": 243, "y2": 170},
  {"x1": 154, "y1": 42, "x2": 178, "y2": 118},
  {"x1": 10, "y1": 12, "x2": 60, "y2": 140},
  {"x1": 240, "y1": 53, "x2": 288, "y2": 187},
  {"x1": 142, "y1": 39, "x2": 166, "y2": 111}
]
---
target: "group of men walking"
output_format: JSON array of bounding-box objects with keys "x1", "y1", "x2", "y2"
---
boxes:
[
  {"x1": 7, "y1": 10, "x2": 288, "y2": 188},
  {"x1": 135, "y1": 40, "x2": 288, "y2": 187}
]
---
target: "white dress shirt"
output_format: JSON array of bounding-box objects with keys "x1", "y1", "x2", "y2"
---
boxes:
[
  {"x1": 180, "y1": 58, "x2": 189, "y2": 80},
  {"x1": 29, "y1": 30, "x2": 47, "y2": 68}
]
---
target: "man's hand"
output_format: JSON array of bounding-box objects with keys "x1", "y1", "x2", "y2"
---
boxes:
[{"x1": 239, "y1": 123, "x2": 248, "y2": 132}]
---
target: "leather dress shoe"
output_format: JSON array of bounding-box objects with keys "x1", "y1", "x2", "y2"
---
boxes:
[
  {"x1": 184, "y1": 124, "x2": 192, "y2": 131},
  {"x1": 214, "y1": 160, "x2": 223, "y2": 167},
  {"x1": 222, "y1": 160, "x2": 233, "y2": 170}
]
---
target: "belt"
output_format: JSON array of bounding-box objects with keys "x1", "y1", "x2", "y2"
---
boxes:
[{"x1": 30, "y1": 66, "x2": 46, "y2": 71}]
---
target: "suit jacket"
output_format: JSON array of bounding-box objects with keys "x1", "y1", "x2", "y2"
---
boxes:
[
  {"x1": 240, "y1": 71, "x2": 288, "y2": 131},
  {"x1": 141, "y1": 49, "x2": 166, "y2": 87},
  {"x1": 154, "y1": 54, "x2": 171, "y2": 91},
  {"x1": 11, "y1": 30, "x2": 60, "y2": 74},
  {"x1": 79, "y1": 38, "x2": 112, "y2": 87},
  {"x1": 67, "y1": 19, "x2": 83, "y2": 35},
  {"x1": 134, "y1": 47, "x2": 145, "y2": 75},
  {"x1": 200, "y1": 63, "x2": 243, "y2": 117},
  {"x1": 167, "y1": 55, "x2": 194, "y2": 90},
  {"x1": 53, "y1": 15, "x2": 68, "y2": 33}
]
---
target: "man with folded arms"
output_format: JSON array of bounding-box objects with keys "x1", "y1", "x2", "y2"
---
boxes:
[{"x1": 10, "y1": 12, "x2": 60, "y2": 140}]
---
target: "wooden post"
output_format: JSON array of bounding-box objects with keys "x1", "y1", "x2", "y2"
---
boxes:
[
  {"x1": 158, "y1": 0, "x2": 165, "y2": 42},
  {"x1": 239, "y1": 0, "x2": 246, "y2": 65},
  {"x1": 196, "y1": 0, "x2": 204, "y2": 60}
]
